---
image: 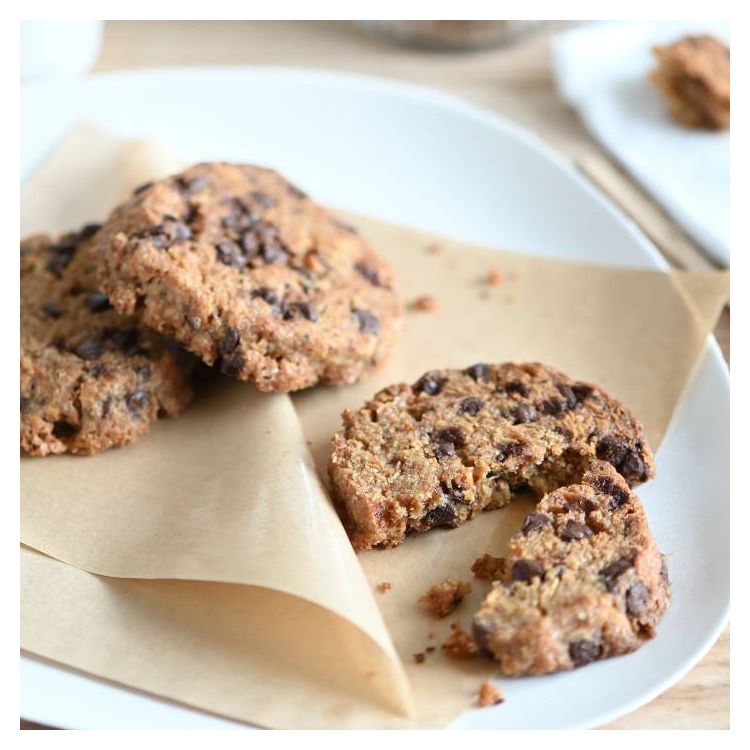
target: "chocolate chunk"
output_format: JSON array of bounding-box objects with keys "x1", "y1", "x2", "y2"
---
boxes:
[
  {"x1": 556, "y1": 382, "x2": 578, "y2": 409},
  {"x1": 599, "y1": 558, "x2": 634, "y2": 590},
  {"x1": 511, "y1": 559, "x2": 545, "y2": 582},
  {"x1": 52, "y1": 421, "x2": 78, "y2": 438},
  {"x1": 541, "y1": 398, "x2": 566, "y2": 416},
  {"x1": 41, "y1": 302, "x2": 62, "y2": 319},
  {"x1": 354, "y1": 262, "x2": 381, "y2": 286},
  {"x1": 260, "y1": 240, "x2": 289, "y2": 265},
  {"x1": 569, "y1": 639, "x2": 600, "y2": 667},
  {"x1": 353, "y1": 308, "x2": 380, "y2": 334},
  {"x1": 626, "y1": 582, "x2": 649, "y2": 617},
  {"x1": 425, "y1": 503, "x2": 457, "y2": 528},
  {"x1": 471, "y1": 621, "x2": 495, "y2": 656},
  {"x1": 296, "y1": 302, "x2": 320, "y2": 322},
  {"x1": 495, "y1": 441, "x2": 524, "y2": 461},
  {"x1": 522, "y1": 512, "x2": 552, "y2": 535},
  {"x1": 572, "y1": 383, "x2": 593, "y2": 402},
  {"x1": 20, "y1": 396, "x2": 30, "y2": 412},
  {"x1": 79, "y1": 223, "x2": 102, "y2": 239},
  {"x1": 620, "y1": 451, "x2": 647, "y2": 483},
  {"x1": 590, "y1": 474, "x2": 630, "y2": 508},
  {"x1": 171, "y1": 221, "x2": 193, "y2": 242},
  {"x1": 436, "y1": 427, "x2": 465, "y2": 449},
  {"x1": 220, "y1": 351, "x2": 245, "y2": 377},
  {"x1": 251, "y1": 190, "x2": 276, "y2": 208},
  {"x1": 126, "y1": 389, "x2": 149, "y2": 414},
  {"x1": 465, "y1": 363, "x2": 489, "y2": 381},
  {"x1": 512, "y1": 403, "x2": 537, "y2": 424},
  {"x1": 74, "y1": 338, "x2": 104, "y2": 360},
  {"x1": 458, "y1": 397, "x2": 483, "y2": 416},
  {"x1": 133, "y1": 181, "x2": 154, "y2": 195},
  {"x1": 240, "y1": 230, "x2": 260, "y2": 256},
  {"x1": 254, "y1": 287, "x2": 280, "y2": 308},
  {"x1": 505, "y1": 380, "x2": 529, "y2": 397},
  {"x1": 434, "y1": 441, "x2": 456, "y2": 460},
  {"x1": 86, "y1": 291, "x2": 113, "y2": 312},
  {"x1": 175, "y1": 175, "x2": 208, "y2": 195},
  {"x1": 596, "y1": 434, "x2": 629, "y2": 466},
  {"x1": 219, "y1": 327, "x2": 240, "y2": 355},
  {"x1": 440, "y1": 482, "x2": 466, "y2": 505},
  {"x1": 46, "y1": 241, "x2": 77, "y2": 277},
  {"x1": 560, "y1": 521, "x2": 593, "y2": 542},
  {"x1": 216, "y1": 241, "x2": 245, "y2": 268},
  {"x1": 414, "y1": 375, "x2": 444, "y2": 396},
  {"x1": 597, "y1": 435, "x2": 648, "y2": 483}
]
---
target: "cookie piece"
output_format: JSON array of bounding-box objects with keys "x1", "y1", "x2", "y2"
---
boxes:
[
  {"x1": 21, "y1": 228, "x2": 194, "y2": 456},
  {"x1": 472, "y1": 462, "x2": 670, "y2": 676},
  {"x1": 651, "y1": 35, "x2": 730, "y2": 130},
  {"x1": 419, "y1": 578, "x2": 473, "y2": 617},
  {"x1": 94, "y1": 163, "x2": 402, "y2": 392},
  {"x1": 328, "y1": 362, "x2": 654, "y2": 549}
]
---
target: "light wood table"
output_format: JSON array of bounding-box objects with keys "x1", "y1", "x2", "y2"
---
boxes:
[{"x1": 21, "y1": 20, "x2": 729, "y2": 730}]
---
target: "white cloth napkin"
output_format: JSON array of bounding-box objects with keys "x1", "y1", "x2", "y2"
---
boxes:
[{"x1": 552, "y1": 21, "x2": 729, "y2": 266}]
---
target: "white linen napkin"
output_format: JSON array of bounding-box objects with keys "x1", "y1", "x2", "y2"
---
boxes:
[{"x1": 552, "y1": 21, "x2": 729, "y2": 266}]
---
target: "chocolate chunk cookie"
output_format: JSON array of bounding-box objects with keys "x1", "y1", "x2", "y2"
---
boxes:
[
  {"x1": 328, "y1": 362, "x2": 654, "y2": 549},
  {"x1": 472, "y1": 462, "x2": 670, "y2": 676},
  {"x1": 94, "y1": 163, "x2": 402, "y2": 392},
  {"x1": 21, "y1": 228, "x2": 195, "y2": 456},
  {"x1": 651, "y1": 35, "x2": 730, "y2": 130}
]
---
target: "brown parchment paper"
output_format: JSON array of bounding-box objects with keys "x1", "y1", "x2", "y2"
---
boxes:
[{"x1": 20, "y1": 124, "x2": 729, "y2": 729}]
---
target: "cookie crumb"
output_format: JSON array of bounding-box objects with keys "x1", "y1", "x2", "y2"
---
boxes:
[
  {"x1": 419, "y1": 578, "x2": 473, "y2": 617},
  {"x1": 425, "y1": 243, "x2": 441, "y2": 254},
  {"x1": 471, "y1": 553, "x2": 506, "y2": 581},
  {"x1": 442, "y1": 625, "x2": 479, "y2": 658},
  {"x1": 487, "y1": 269, "x2": 504, "y2": 286},
  {"x1": 426, "y1": 646, "x2": 436, "y2": 653},
  {"x1": 411, "y1": 295, "x2": 439, "y2": 313},
  {"x1": 477, "y1": 682, "x2": 504, "y2": 707},
  {"x1": 376, "y1": 581, "x2": 392, "y2": 593},
  {"x1": 413, "y1": 652, "x2": 426, "y2": 664}
]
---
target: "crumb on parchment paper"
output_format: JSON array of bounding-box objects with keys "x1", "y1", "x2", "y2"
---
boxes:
[
  {"x1": 487, "y1": 269, "x2": 504, "y2": 286},
  {"x1": 471, "y1": 553, "x2": 506, "y2": 581},
  {"x1": 376, "y1": 581, "x2": 392, "y2": 593},
  {"x1": 411, "y1": 295, "x2": 439, "y2": 313},
  {"x1": 442, "y1": 624, "x2": 479, "y2": 659},
  {"x1": 419, "y1": 578, "x2": 473, "y2": 617},
  {"x1": 477, "y1": 681, "x2": 505, "y2": 707},
  {"x1": 425, "y1": 243, "x2": 441, "y2": 254},
  {"x1": 413, "y1": 652, "x2": 426, "y2": 664}
]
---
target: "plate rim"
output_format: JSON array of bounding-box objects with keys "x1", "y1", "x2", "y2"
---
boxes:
[{"x1": 20, "y1": 64, "x2": 729, "y2": 730}]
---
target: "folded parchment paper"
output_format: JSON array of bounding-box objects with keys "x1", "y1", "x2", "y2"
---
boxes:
[{"x1": 20, "y1": 125, "x2": 729, "y2": 728}]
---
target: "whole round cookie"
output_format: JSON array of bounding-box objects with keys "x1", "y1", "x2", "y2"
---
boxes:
[
  {"x1": 21, "y1": 227, "x2": 195, "y2": 456},
  {"x1": 472, "y1": 461, "x2": 671, "y2": 676},
  {"x1": 94, "y1": 163, "x2": 403, "y2": 392},
  {"x1": 329, "y1": 362, "x2": 654, "y2": 549}
]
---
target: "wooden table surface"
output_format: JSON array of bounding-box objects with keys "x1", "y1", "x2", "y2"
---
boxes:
[{"x1": 21, "y1": 20, "x2": 729, "y2": 730}]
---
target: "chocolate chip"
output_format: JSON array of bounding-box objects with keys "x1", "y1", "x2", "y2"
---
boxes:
[
  {"x1": 465, "y1": 363, "x2": 489, "y2": 381},
  {"x1": 46, "y1": 241, "x2": 77, "y2": 277},
  {"x1": 354, "y1": 262, "x2": 381, "y2": 286},
  {"x1": 434, "y1": 441, "x2": 456, "y2": 460},
  {"x1": 52, "y1": 421, "x2": 78, "y2": 439},
  {"x1": 620, "y1": 451, "x2": 647, "y2": 483},
  {"x1": 133, "y1": 181, "x2": 153, "y2": 195},
  {"x1": 20, "y1": 396, "x2": 30, "y2": 412},
  {"x1": 495, "y1": 441, "x2": 524, "y2": 461},
  {"x1": 590, "y1": 474, "x2": 630, "y2": 508},
  {"x1": 596, "y1": 434, "x2": 629, "y2": 466},
  {"x1": 458, "y1": 397, "x2": 483, "y2": 416},
  {"x1": 41, "y1": 302, "x2": 62, "y2": 319},
  {"x1": 560, "y1": 521, "x2": 593, "y2": 542},
  {"x1": 175, "y1": 175, "x2": 208, "y2": 195},
  {"x1": 512, "y1": 403, "x2": 537, "y2": 424},
  {"x1": 101, "y1": 396, "x2": 113, "y2": 418},
  {"x1": 252, "y1": 191, "x2": 276, "y2": 208},
  {"x1": 440, "y1": 482, "x2": 466, "y2": 504},
  {"x1": 219, "y1": 327, "x2": 240, "y2": 355},
  {"x1": 74, "y1": 338, "x2": 104, "y2": 360},
  {"x1": 149, "y1": 232, "x2": 171, "y2": 249},
  {"x1": 425, "y1": 503, "x2": 457, "y2": 528},
  {"x1": 600, "y1": 558, "x2": 634, "y2": 590},
  {"x1": 220, "y1": 351, "x2": 245, "y2": 377},
  {"x1": 596, "y1": 435, "x2": 648, "y2": 483},
  {"x1": 353, "y1": 308, "x2": 380, "y2": 334},
  {"x1": 572, "y1": 383, "x2": 593, "y2": 402},
  {"x1": 260, "y1": 240, "x2": 289, "y2": 265},
  {"x1": 569, "y1": 639, "x2": 600, "y2": 667},
  {"x1": 296, "y1": 302, "x2": 319, "y2": 322},
  {"x1": 86, "y1": 291, "x2": 112, "y2": 312},
  {"x1": 254, "y1": 287, "x2": 280, "y2": 308},
  {"x1": 79, "y1": 222, "x2": 102, "y2": 238},
  {"x1": 626, "y1": 581, "x2": 649, "y2": 617},
  {"x1": 511, "y1": 559, "x2": 545, "y2": 582},
  {"x1": 556, "y1": 382, "x2": 578, "y2": 409},
  {"x1": 541, "y1": 398, "x2": 566, "y2": 416},
  {"x1": 126, "y1": 389, "x2": 149, "y2": 414},
  {"x1": 103, "y1": 327, "x2": 143, "y2": 356},
  {"x1": 241, "y1": 230, "x2": 260, "y2": 256},
  {"x1": 414, "y1": 375, "x2": 444, "y2": 396},
  {"x1": 216, "y1": 241, "x2": 245, "y2": 268},
  {"x1": 505, "y1": 380, "x2": 529, "y2": 397},
  {"x1": 435, "y1": 427, "x2": 465, "y2": 449},
  {"x1": 471, "y1": 621, "x2": 495, "y2": 656},
  {"x1": 171, "y1": 221, "x2": 193, "y2": 241},
  {"x1": 522, "y1": 512, "x2": 552, "y2": 535}
]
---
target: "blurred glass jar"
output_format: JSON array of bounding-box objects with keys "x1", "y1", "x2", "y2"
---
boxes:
[{"x1": 357, "y1": 20, "x2": 543, "y2": 51}]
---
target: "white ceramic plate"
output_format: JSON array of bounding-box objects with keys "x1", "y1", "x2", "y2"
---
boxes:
[{"x1": 20, "y1": 68, "x2": 729, "y2": 730}]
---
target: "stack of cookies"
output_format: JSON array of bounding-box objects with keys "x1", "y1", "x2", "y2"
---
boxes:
[{"x1": 20, "y1": 161, "x2": 670, "y2": 678}]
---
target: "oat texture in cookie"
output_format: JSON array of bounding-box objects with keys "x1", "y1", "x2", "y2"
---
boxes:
[
  {"x1": 472, "y1": 462, "x2": 670, "y2": 676},
  {"x1": 21, "y1": 228, "x2": 195, "y2": 456},
  {"x1": 94, "y1": 163, "x2": 402, "y2": 392},
  {"x1": 651, "y1": 35, "x2": 730, "y2": 130},
  {"x1": 329, "y1": 362, "x2": 654, "y2": 549}
]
